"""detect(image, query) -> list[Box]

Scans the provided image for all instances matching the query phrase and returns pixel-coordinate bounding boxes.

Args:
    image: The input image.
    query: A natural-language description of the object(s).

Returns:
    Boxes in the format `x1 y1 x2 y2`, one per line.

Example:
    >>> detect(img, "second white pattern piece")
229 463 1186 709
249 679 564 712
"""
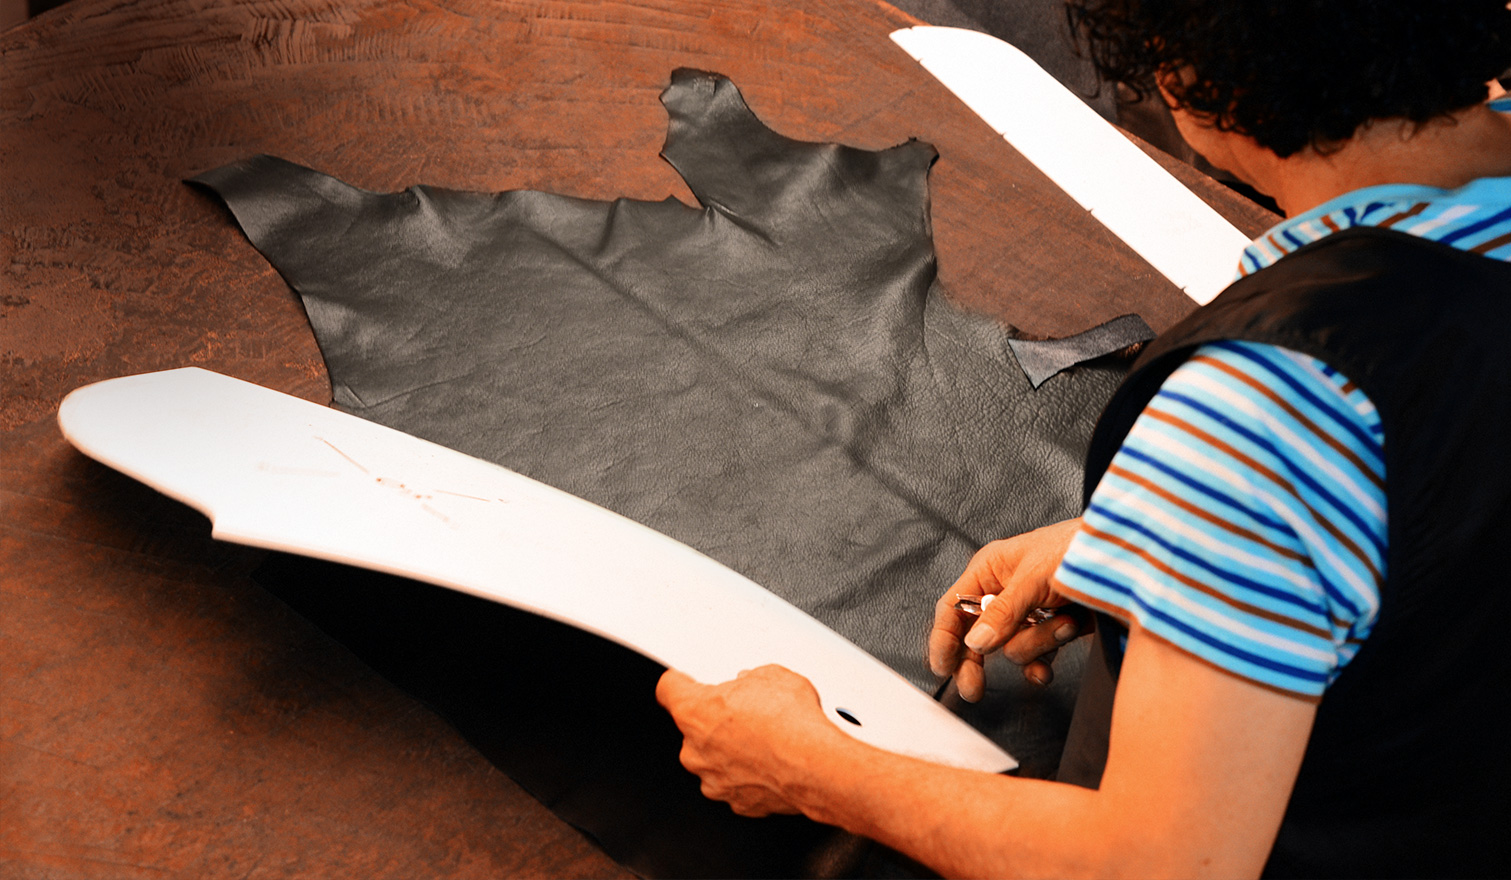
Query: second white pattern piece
892 26 1252 305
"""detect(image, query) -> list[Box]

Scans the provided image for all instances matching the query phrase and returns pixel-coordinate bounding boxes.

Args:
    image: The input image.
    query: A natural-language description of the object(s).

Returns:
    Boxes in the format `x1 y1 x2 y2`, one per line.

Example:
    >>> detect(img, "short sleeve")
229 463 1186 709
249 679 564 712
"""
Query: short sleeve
1054 340 1386 696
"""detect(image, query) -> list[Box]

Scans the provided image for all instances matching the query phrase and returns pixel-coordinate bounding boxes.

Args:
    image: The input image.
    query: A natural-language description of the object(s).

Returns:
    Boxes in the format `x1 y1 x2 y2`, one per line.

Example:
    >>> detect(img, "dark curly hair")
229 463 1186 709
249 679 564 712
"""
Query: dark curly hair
1066 0 1511 157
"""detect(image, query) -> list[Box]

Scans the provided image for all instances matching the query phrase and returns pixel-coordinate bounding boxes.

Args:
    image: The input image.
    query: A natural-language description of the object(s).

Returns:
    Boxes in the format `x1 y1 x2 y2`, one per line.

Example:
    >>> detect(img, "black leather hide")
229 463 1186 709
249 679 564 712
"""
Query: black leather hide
194 69 1146 877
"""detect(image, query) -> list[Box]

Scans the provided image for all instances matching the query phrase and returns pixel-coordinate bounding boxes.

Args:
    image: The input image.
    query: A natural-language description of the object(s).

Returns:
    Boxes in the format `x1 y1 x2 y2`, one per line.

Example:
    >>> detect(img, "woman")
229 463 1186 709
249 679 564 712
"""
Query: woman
658 3 1511 876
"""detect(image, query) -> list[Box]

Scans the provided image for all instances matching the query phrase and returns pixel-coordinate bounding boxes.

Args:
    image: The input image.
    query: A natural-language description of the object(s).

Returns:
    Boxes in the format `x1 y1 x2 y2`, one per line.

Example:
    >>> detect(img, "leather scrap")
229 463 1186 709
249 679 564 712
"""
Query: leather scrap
1009 313 1155 387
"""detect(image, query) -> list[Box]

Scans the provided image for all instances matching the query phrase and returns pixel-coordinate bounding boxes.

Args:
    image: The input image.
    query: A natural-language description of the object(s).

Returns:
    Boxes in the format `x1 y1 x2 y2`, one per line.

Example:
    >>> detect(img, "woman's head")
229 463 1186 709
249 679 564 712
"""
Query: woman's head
1066 1 1511 156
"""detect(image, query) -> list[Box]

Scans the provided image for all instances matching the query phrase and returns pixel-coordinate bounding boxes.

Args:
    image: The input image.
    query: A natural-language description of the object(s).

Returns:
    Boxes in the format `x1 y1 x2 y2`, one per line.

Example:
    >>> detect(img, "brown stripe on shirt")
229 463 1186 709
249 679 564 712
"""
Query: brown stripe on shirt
1189 354 1385 491
1471 229 1511 254
1052 577 1132 626
1078 522 1333 639
1375 202 1430 228
1141 408 1385 585
1052 580 1327 701
1107 462 1310 564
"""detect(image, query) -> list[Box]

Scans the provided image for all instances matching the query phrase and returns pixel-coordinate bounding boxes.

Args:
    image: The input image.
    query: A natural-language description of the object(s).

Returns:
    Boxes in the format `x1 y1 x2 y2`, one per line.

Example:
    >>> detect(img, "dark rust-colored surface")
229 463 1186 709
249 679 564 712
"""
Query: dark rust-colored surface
0 0 1275 876
0 418 633 878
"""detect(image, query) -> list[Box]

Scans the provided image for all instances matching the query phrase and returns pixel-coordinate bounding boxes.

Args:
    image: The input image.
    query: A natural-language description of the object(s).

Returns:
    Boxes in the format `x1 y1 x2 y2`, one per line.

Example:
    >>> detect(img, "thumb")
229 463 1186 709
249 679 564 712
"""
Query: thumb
963 592 1032 655
656 667 704 710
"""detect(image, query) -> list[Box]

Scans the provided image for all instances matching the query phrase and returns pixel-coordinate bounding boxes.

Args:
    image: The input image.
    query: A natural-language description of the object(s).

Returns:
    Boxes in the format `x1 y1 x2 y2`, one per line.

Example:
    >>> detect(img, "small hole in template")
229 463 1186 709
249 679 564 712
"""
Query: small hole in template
835 708 862 726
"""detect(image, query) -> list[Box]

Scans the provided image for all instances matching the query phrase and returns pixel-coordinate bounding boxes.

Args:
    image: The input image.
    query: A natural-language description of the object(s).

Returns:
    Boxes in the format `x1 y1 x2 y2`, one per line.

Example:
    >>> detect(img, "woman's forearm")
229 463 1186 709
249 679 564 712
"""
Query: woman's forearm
783 731 1115 879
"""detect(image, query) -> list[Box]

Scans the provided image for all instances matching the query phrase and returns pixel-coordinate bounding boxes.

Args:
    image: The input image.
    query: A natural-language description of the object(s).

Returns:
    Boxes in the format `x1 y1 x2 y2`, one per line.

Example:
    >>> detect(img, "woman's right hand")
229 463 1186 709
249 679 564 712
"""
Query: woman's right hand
928 517 1088 701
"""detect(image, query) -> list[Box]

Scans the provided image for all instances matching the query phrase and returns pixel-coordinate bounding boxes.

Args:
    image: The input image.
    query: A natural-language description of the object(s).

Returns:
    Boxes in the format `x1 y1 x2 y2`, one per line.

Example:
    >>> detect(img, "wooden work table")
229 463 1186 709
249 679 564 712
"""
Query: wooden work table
0 1 1275 876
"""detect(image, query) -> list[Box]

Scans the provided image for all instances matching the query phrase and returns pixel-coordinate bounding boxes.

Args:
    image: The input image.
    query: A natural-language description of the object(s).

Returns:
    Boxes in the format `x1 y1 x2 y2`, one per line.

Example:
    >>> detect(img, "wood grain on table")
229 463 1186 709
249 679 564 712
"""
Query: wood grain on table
0 1 1273 876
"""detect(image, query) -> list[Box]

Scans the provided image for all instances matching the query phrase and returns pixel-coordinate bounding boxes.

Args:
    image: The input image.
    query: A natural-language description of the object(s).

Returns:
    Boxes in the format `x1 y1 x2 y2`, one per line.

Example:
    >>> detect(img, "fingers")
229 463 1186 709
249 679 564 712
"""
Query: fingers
954 649 987 702
659 665 815 817
929 537 1025 675
1022 657 1055 687
930 519 1083 673
963 610 1078 692
932 563 987 642
957 606 1091 691
1001 610 1083 666
928 623 966 678
961 585 1038 656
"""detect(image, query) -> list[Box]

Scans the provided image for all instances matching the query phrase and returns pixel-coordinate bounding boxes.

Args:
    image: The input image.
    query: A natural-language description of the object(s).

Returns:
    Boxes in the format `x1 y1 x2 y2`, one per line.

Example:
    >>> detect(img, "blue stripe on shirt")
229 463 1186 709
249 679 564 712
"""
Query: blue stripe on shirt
1439 203 1511 245
1088 504 1330 617
1118 445 1292 534
1206 340 1382 461
1157 389 1384 555
1059 559 1331 684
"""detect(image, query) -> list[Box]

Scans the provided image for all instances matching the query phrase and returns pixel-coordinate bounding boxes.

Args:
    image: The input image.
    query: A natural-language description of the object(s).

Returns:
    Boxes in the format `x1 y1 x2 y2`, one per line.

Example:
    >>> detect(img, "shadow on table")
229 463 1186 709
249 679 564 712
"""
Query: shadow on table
255 552 1082 878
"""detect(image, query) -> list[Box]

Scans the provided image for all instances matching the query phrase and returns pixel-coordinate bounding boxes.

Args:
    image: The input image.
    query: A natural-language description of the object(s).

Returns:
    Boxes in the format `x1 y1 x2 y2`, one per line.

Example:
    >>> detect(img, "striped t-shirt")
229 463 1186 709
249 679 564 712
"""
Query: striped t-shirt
1053 98 1511 697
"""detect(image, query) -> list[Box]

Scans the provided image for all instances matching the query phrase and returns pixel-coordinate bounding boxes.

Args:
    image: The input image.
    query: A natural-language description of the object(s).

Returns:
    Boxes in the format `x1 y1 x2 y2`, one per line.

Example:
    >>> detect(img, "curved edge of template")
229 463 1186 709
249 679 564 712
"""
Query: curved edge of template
58 368 1017 774
890 25 1251 305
